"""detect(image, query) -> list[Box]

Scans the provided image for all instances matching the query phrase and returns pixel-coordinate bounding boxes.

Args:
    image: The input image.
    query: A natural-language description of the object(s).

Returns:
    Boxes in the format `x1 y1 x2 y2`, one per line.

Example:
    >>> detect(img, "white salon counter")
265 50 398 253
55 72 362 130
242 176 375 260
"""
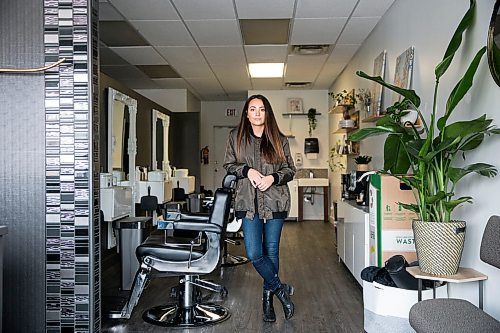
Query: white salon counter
337 200 370 286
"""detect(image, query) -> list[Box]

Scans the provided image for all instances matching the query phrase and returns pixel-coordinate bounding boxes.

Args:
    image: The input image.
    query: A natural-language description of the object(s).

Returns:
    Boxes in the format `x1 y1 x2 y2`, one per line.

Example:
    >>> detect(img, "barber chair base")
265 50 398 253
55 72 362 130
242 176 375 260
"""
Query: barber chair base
143 303 230 327
221 254 250 267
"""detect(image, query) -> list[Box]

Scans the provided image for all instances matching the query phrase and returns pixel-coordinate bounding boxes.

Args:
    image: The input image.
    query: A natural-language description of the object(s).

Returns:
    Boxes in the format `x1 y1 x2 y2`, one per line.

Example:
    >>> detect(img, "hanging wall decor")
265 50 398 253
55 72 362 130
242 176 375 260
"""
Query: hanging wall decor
392 46 415 105
371 50 387 115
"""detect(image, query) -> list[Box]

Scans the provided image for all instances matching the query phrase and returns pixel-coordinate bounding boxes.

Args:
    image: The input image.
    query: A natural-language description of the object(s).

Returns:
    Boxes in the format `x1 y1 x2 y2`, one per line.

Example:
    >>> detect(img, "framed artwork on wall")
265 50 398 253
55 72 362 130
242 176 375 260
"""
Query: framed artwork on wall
371 50 387 115
392 46 415 105
287 97 303 113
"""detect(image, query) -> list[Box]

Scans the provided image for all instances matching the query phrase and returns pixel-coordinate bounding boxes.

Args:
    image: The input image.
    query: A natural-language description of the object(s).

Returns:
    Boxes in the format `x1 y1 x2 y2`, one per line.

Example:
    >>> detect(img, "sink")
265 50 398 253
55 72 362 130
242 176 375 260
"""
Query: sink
296 178 329 187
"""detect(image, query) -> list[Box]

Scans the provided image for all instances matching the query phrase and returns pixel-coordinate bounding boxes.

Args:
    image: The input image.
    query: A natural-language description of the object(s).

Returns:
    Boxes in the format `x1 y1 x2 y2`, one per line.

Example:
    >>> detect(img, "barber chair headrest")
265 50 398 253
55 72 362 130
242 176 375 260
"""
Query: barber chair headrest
222 174 237 189
141 187 158 212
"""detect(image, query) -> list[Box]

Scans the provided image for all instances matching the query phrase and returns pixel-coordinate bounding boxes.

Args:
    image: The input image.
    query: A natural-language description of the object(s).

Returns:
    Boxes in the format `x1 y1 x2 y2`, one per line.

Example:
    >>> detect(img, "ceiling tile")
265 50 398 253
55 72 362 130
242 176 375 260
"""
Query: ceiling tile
251 78 283 90
184 19 242 46
291 18 347 45
100 65 158 84
295 0 356 18
337 17 379 44
110 46 168 65
186 78 225 94
108 0 179 20
200 46 246 64
170 63 214 78
152 78 191 89
99 2 123 21
285 54 329 82
99 47 129 65
314 63 345 88
136 65 180 78
100 21 149 46
235 0 295 19
130 20 195 46
244 45 288 62
327 44 361 64
354 0 396 17
157 46 206 64
172 0 236 19
240 19 290 45
211 64 249 79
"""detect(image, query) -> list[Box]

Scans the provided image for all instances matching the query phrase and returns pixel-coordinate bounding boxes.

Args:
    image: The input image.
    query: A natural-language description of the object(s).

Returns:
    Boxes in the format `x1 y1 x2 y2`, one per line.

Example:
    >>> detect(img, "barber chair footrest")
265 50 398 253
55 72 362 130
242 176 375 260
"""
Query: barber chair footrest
143 303 230 327
222 254 250 267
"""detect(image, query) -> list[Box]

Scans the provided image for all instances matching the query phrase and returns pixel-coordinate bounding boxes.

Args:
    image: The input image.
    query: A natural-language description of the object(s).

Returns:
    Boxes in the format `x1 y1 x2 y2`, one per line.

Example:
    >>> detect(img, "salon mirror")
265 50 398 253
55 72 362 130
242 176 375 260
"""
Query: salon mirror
488 0 500 86
107 87 138 214
151 109 171 176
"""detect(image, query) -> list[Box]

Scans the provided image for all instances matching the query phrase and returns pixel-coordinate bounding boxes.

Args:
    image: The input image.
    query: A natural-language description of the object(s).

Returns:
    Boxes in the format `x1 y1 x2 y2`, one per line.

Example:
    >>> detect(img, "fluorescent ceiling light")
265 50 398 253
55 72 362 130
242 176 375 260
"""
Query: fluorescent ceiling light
249 63 284 78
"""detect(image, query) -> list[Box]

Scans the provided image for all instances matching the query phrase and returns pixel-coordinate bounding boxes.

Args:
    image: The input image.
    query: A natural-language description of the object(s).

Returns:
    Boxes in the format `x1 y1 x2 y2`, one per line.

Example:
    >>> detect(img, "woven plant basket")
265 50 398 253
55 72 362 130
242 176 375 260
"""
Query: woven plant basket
412 220 466 276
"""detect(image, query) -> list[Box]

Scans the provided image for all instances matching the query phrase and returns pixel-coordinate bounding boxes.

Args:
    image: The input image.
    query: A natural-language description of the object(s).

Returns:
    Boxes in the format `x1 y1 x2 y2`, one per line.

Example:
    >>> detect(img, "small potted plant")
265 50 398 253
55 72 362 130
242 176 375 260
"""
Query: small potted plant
354 155 372 171
307 108 317 137
349 0 500 276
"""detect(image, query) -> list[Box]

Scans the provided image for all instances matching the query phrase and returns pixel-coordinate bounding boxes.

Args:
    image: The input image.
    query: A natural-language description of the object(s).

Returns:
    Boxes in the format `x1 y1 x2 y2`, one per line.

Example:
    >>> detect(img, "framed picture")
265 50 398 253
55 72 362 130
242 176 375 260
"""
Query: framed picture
287 98 303 113
392 46 415 104
371 50 387 115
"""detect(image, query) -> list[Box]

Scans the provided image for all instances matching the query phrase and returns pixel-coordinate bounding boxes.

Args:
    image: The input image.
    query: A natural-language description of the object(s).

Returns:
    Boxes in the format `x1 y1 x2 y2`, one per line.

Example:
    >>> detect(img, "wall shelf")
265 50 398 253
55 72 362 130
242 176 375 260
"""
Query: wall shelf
362 114 385 123
330 105 355 114
283 112 322 116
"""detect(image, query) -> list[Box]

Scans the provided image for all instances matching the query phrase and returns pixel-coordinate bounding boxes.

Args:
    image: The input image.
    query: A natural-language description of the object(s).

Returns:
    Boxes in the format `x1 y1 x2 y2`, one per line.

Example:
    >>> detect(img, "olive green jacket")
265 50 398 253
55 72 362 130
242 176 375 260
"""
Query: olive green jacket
223 128 296 220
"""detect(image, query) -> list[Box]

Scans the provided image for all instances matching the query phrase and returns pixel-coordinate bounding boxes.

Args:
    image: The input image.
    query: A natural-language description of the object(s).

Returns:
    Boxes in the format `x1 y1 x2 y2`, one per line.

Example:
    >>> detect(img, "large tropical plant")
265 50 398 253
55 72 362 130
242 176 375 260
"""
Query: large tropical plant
349 0 500 223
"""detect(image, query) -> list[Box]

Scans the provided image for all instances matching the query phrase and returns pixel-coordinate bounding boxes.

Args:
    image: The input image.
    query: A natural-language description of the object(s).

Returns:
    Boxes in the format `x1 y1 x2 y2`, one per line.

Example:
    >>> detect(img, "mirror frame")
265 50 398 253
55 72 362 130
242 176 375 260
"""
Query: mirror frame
107 87 138 215
152 109 171 176
488 0 500 86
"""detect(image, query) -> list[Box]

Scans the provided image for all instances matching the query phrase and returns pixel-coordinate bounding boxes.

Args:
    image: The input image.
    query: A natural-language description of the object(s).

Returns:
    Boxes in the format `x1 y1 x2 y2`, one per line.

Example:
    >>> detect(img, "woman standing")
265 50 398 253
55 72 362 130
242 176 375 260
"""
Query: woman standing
223 95 296 322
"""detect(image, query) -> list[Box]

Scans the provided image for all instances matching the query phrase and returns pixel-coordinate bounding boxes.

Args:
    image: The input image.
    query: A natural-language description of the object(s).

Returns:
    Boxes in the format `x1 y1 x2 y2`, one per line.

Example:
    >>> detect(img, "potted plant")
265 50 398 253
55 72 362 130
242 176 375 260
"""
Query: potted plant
354 155 372 172
307 108 318 137
328 148 346 172
329 89 356 107
356 88 372 115
349 0 500 276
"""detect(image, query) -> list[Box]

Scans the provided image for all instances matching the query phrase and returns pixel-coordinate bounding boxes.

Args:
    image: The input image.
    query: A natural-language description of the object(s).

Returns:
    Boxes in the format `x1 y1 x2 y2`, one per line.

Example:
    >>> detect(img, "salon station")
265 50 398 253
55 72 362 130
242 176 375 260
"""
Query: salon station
2 0 500 332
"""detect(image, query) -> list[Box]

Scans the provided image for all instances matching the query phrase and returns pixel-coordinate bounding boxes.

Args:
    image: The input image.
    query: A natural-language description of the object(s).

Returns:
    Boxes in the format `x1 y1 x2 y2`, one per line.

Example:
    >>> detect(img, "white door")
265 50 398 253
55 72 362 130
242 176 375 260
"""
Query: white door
213 126 235 191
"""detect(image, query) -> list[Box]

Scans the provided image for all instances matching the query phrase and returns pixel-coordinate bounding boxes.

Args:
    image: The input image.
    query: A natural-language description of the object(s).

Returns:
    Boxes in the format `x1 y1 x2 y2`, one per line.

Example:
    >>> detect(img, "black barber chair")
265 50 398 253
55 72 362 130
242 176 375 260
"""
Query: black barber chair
112 174 236 328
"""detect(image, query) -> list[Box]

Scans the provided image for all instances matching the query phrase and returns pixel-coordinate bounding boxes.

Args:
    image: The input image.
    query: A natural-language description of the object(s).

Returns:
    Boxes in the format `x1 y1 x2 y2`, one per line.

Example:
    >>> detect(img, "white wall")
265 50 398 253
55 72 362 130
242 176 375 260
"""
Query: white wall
134 88 201 113
200 100 245 191
248 90 330 169
331 0 500 318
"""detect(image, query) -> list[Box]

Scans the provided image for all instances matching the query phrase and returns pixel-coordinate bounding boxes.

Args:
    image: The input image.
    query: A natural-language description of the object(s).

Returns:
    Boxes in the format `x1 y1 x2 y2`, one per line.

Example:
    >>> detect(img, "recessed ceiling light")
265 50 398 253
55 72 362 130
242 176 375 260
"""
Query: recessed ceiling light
249 63 284 78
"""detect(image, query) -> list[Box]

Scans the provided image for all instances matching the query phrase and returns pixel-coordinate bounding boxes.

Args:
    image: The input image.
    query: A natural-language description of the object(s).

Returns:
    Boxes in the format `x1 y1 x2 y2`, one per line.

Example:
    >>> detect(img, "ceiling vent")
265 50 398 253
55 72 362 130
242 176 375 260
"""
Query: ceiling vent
290 44 330 56
285 82 312 88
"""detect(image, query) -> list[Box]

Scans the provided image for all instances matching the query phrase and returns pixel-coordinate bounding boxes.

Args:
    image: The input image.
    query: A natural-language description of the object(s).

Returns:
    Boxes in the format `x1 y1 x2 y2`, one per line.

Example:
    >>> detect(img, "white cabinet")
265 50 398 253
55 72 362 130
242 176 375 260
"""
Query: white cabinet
288 179 298 219
100 186 132 222
337 200 370 286
137 180 173 204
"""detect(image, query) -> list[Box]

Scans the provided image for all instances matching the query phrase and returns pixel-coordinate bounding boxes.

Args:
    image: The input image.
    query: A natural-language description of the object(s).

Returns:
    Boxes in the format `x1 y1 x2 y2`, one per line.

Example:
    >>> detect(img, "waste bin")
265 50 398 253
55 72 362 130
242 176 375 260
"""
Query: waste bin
187 193 204 213
113 217 152 290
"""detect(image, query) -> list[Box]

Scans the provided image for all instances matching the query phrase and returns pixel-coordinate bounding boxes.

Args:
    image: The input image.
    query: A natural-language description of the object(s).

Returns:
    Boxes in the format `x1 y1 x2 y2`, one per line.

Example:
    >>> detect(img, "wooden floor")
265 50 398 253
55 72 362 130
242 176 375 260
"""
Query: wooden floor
101 220 364 332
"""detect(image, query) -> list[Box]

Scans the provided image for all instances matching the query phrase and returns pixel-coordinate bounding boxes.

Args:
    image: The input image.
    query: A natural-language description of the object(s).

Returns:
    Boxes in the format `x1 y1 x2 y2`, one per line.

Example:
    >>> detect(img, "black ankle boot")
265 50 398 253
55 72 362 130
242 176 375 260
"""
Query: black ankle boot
262 289 276 322
274 285 294 320
282 283 294 296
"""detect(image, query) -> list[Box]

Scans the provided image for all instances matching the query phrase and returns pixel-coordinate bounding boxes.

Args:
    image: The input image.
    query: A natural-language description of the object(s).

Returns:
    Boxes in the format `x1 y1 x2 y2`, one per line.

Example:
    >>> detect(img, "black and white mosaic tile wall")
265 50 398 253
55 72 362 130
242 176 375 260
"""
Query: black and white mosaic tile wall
44 0 99 331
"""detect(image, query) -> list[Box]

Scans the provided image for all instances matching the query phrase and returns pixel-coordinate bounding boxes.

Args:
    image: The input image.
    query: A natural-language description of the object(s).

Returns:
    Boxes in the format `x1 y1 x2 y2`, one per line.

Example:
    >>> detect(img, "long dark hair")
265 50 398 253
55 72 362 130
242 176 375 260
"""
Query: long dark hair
236 95 285 164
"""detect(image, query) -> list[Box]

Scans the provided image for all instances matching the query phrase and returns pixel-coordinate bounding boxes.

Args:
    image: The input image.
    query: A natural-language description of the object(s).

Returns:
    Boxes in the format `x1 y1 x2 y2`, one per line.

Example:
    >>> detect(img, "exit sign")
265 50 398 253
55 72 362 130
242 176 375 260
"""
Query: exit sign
226 108 237 117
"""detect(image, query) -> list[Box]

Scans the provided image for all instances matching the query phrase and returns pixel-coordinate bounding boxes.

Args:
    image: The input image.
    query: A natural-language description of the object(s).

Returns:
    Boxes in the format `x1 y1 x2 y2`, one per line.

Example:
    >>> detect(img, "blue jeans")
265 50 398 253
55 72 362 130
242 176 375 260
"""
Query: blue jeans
242 214 284 291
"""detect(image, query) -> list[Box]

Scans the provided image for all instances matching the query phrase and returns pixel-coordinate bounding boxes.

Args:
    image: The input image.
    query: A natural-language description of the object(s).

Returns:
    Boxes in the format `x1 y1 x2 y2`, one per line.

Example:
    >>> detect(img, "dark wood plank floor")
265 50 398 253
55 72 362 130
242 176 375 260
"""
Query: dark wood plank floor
101 220 364 332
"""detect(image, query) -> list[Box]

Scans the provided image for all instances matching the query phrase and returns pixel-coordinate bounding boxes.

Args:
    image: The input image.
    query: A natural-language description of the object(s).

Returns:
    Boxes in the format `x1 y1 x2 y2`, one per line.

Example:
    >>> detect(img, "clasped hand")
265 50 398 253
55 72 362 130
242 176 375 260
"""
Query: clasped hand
248 168 273 192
